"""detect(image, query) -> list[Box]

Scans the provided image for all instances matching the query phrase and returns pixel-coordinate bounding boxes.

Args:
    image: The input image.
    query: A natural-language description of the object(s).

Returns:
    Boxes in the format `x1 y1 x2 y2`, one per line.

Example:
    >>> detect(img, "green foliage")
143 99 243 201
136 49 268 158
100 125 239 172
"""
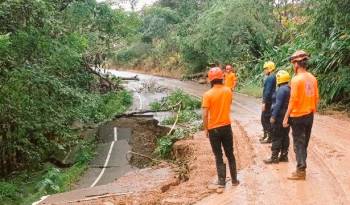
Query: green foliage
151 90 202 159
181 0 278 70
155 128 190 158
141 6 180 41
162 110 200 125
0 138 96 205
0 181 18 201
0 0 135 176
150 89 201 111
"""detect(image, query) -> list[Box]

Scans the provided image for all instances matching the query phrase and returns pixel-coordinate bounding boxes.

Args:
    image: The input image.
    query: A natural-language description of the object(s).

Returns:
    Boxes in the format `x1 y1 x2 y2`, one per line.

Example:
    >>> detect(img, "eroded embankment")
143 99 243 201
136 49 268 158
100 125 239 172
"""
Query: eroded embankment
79 120 255 205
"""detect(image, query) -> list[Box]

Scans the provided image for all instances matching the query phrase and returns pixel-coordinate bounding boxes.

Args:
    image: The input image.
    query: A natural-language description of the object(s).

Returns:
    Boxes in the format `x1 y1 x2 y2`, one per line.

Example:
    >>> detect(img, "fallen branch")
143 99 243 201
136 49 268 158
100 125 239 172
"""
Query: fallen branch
166 103 181 136
83 61 119 90
119 75 139 81
113 109 170 119
113 101 182 119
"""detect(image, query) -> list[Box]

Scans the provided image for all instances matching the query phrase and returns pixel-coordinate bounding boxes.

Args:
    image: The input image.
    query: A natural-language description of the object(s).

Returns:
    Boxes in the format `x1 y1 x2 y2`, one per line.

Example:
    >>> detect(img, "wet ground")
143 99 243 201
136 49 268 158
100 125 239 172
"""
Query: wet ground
39 70 350 205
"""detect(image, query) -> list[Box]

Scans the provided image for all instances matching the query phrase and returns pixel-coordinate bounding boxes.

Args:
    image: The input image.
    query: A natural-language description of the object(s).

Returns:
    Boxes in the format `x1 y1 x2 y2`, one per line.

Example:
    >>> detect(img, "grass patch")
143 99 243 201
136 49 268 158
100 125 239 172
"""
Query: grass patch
238 83 262 98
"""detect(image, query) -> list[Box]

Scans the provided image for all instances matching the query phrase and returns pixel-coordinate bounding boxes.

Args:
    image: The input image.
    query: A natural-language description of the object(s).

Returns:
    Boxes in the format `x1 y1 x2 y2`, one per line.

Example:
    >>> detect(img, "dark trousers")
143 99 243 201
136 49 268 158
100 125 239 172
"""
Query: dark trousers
208 125 237 181
261 102 272 134
290 113 314 171
271 122 290 153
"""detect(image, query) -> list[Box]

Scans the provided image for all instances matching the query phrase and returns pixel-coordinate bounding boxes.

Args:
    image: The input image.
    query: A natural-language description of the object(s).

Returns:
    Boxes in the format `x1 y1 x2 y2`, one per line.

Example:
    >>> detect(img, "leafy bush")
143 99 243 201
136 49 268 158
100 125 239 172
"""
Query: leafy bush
150 89 201 111
0 0 135 176
151 89 202 159
162 110 200 125
0 182 18 201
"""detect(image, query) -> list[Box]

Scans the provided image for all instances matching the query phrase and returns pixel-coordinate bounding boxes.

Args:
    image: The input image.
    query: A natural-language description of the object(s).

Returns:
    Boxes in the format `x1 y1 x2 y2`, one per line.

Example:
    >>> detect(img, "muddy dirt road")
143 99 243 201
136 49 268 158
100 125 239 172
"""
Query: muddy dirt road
114 71 350 205
41 70 350 205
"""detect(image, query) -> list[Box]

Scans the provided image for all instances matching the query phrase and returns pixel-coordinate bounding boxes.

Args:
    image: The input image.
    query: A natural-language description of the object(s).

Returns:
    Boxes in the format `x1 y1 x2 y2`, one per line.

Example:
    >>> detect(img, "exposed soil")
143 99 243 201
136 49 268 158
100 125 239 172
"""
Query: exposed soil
108 117 170 168
55 121 252 205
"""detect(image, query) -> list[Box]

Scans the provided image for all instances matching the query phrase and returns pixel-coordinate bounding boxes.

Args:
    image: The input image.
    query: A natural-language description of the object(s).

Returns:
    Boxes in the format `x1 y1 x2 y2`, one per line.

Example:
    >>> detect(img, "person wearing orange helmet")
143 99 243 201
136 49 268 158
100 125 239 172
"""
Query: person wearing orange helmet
224 64 238 91
202 67 239 192
283 50 319 180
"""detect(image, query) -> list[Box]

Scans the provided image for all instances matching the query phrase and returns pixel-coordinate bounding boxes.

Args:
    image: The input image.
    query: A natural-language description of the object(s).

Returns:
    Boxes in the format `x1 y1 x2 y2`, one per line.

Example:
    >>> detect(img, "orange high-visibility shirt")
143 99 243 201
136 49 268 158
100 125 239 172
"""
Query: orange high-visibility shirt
289 72 319 117
202 84 232 130
224 72 237 90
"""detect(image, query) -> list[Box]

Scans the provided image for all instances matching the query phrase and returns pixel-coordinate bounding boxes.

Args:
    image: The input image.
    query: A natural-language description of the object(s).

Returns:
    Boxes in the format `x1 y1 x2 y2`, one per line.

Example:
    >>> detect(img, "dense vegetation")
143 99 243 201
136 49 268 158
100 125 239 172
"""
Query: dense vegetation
0 0 137 182
115 0 350 109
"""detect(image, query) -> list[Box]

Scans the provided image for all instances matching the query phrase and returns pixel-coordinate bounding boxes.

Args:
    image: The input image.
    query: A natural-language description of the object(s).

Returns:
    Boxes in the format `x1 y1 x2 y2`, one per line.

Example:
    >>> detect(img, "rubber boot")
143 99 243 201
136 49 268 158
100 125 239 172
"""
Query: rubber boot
260 132 272 144
218 164 226 185
216 163 226 193
279 151 288 162
259 131 268 143
263 150 279 164
287 170 306 180
228 162 239 186
208 164 226 192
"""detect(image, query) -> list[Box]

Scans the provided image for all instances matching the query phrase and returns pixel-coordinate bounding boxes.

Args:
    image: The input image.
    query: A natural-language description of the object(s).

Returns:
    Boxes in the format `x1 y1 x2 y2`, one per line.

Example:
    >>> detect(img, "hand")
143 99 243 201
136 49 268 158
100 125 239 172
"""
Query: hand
283 118 289 128
270 117 276 124
262 103 266 112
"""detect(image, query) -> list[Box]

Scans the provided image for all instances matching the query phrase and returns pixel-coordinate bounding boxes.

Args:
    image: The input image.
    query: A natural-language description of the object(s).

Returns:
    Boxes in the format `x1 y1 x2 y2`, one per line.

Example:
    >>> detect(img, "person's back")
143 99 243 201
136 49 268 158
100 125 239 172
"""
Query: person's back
202 67 239 191
263 74 277 104
272 84 291 122
289 72 319 117
203 84 232 130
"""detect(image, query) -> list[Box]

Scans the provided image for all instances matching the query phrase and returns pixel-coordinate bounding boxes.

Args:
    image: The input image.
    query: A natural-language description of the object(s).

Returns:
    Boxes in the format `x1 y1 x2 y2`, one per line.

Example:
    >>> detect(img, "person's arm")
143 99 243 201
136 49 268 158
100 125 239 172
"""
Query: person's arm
263 77 272 103
233 74 237 90
202 94 210 137
262 76 273 111
315 78 319 111
271 89 284 123
202 108 209 137
283 80 298 127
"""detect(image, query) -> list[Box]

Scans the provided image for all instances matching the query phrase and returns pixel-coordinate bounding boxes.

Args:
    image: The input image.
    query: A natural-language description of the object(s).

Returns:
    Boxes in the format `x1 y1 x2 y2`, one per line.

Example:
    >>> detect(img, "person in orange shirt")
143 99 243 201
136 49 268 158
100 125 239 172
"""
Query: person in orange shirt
283 50 319 180
224 64 237 91
202 67 240 192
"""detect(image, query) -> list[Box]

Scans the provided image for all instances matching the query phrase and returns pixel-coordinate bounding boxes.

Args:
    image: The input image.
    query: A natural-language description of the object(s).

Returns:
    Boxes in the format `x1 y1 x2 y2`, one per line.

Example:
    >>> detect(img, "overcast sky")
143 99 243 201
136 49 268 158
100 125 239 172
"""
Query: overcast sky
97 0 157 11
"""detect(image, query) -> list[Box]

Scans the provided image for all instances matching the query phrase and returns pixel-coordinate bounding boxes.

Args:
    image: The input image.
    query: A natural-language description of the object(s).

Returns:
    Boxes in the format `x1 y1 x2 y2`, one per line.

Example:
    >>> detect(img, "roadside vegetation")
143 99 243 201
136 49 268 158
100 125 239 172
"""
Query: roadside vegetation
150 90 202 159
114 0 350 110
0 0 135 204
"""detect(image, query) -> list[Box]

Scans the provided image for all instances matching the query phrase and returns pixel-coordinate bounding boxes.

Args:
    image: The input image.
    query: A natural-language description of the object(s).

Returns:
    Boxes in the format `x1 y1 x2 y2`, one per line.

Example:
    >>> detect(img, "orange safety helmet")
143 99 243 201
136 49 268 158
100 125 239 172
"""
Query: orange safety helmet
208 67 224 82
290 50 310 63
